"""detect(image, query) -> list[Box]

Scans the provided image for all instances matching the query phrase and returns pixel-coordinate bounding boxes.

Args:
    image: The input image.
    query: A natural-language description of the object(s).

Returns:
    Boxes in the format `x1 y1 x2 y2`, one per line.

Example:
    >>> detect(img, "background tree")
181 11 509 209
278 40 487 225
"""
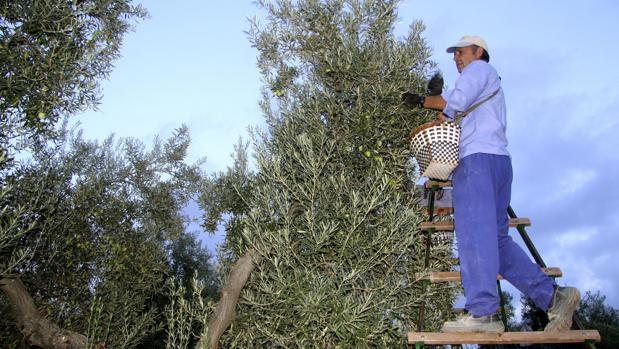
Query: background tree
1 2 150 344
1 1 223 347
521 295 549 332
500 290 517 329
201 0 457 347
0 0 147 162
138 231 220 349
0 126 217 348
576 291 619 349
168 231 219 300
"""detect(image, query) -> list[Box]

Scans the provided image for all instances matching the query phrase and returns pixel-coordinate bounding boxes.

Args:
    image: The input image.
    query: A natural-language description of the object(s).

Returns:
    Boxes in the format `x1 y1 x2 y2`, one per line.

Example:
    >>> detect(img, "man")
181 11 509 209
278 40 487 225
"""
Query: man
404 35 580 333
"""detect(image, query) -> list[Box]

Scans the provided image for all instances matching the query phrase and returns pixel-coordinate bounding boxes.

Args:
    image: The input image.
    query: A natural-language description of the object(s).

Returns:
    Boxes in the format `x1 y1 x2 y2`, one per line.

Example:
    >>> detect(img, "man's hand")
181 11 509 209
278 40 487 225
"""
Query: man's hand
427 72 444 96
437 111 449 122
402 72 443 109
402 92 424 108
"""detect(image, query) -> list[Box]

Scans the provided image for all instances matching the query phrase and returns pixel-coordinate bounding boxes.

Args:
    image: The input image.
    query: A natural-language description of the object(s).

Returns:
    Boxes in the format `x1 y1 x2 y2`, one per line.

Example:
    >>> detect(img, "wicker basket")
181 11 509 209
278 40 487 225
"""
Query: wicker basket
408 121 460 180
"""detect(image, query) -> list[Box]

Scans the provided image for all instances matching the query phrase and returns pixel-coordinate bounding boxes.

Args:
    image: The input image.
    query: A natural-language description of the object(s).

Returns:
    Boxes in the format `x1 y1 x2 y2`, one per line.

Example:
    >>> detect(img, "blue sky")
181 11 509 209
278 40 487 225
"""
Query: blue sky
73 1 619 310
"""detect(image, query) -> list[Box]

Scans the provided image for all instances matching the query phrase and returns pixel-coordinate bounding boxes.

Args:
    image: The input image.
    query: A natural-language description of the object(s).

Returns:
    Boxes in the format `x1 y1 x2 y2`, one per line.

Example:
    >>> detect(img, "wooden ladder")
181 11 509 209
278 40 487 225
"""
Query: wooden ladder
409 180 601 348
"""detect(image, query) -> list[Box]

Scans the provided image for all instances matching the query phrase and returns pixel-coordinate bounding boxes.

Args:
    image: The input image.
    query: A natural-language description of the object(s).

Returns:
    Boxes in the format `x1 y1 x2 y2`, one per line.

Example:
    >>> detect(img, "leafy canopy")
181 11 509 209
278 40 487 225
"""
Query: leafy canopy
0 0 147 160
201 1 456 347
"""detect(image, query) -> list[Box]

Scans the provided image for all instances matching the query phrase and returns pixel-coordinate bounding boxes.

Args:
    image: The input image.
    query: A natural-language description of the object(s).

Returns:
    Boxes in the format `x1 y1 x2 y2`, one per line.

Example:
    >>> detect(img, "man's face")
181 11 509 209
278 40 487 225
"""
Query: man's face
453 45 482 73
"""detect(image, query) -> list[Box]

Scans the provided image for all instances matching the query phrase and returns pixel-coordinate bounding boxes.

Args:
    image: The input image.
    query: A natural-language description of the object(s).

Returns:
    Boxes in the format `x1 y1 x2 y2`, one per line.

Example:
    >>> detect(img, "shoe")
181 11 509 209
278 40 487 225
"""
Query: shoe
545 286 580 332
441 313 504 333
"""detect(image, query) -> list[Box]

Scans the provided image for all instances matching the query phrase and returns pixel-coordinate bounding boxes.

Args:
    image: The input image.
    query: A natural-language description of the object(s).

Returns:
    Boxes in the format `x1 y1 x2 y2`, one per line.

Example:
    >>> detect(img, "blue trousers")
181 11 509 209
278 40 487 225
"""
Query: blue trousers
452 153 555 316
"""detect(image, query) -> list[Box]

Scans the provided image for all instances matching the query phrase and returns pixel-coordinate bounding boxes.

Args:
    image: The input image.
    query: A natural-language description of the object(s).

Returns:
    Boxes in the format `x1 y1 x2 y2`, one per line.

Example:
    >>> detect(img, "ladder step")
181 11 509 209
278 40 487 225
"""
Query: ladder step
424 267 562 282
425 180 452 188
420 218 531 231
408 329 600 345
424 207 454 216
451 307 513 315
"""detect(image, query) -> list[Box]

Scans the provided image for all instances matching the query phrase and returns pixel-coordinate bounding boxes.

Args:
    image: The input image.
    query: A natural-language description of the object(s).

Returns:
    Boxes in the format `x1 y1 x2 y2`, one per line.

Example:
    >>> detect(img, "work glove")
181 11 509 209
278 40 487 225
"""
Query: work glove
402 72 443 108
402 92 424 108
427 72 444 96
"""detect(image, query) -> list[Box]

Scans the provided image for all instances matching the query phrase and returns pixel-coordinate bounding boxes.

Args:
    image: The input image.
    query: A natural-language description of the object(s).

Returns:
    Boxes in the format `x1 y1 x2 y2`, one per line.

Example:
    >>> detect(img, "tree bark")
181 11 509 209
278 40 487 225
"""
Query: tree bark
0 276 90 349
205 249 260 349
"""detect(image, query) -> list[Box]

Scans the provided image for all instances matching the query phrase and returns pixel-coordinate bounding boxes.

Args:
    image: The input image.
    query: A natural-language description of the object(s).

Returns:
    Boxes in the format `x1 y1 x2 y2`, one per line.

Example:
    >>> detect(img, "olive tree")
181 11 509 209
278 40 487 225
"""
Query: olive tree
0 0 147 160
0 126 211 348
201 1 456 347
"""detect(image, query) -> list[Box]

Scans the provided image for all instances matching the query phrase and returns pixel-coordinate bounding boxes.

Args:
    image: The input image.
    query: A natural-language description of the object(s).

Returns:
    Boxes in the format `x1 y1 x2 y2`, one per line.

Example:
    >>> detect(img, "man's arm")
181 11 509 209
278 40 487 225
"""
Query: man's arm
402 72 446 110
422 95 447 111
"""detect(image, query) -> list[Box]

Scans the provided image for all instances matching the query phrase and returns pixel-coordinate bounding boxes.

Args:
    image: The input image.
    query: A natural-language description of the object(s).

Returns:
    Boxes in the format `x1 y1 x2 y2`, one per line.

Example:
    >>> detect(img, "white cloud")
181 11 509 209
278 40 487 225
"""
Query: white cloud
543 169 597 204
544 228 610 296
555 228 597 248
558 90 619 139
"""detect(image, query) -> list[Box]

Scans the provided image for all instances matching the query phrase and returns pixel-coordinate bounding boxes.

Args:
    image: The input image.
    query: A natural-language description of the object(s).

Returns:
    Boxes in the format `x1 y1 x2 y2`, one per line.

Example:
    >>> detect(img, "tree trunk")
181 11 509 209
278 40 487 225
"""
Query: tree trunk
204 249 260 349
0 276 91 349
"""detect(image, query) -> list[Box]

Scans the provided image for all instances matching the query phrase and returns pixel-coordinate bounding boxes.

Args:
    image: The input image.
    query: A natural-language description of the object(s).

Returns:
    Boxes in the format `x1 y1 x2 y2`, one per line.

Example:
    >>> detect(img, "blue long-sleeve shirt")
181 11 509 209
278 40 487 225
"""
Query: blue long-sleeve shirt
442 60 509 159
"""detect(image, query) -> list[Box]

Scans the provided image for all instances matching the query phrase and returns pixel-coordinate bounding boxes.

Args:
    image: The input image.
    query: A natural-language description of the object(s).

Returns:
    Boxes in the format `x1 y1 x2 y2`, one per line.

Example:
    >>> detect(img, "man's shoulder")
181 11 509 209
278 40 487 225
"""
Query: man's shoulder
466 59 494 71
464 60 498 77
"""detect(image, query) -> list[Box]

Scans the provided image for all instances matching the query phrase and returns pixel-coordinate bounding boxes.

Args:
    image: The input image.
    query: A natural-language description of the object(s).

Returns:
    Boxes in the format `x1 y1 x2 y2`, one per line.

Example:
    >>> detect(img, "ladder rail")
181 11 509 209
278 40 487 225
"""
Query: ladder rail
507 206 547 268
508 205 590 341
417 184 439 332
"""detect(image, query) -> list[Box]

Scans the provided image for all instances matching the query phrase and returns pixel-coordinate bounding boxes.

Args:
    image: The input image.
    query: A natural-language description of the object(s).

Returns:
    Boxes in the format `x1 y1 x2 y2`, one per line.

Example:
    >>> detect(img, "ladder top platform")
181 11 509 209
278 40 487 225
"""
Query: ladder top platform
423 267 562 283
408 329 600 345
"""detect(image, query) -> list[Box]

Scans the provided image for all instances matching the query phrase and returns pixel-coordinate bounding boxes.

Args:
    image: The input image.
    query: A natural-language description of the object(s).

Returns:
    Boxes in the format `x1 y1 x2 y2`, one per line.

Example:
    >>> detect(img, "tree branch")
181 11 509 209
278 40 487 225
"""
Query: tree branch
205 249 260 349
0 276 92 349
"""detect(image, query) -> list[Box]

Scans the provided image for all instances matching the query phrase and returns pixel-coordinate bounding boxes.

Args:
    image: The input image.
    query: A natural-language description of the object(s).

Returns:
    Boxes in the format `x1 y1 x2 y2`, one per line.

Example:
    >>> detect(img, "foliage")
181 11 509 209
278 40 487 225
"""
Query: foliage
500 290 517 329
0 186 37 276
0 0 147 160
0 126 213 347
1 4 151 342
520 294 550 332
164 275 214 349
199 140 255 267
169 230 219 297
577 291 619 349
201 0 456 347
135 230 219 349
0 1 223 347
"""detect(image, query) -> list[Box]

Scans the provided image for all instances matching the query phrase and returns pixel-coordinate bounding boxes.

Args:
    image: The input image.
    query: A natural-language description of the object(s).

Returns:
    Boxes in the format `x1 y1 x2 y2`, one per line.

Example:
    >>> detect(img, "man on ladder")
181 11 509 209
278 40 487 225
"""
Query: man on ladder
403 35 580 333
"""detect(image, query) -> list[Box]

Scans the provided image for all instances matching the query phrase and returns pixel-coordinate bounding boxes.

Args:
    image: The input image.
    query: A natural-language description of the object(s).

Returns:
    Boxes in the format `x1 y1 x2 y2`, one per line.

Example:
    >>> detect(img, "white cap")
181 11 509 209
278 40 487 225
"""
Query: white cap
446 35 489 53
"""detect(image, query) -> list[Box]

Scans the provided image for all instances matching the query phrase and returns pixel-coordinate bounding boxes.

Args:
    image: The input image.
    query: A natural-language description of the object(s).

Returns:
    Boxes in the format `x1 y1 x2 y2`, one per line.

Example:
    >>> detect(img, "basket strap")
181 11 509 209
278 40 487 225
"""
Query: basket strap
454 88 500 125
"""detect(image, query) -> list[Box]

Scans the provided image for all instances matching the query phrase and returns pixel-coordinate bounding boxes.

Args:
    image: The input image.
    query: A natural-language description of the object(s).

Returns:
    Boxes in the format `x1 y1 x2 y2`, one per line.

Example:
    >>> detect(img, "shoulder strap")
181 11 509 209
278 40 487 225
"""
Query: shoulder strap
455 88 500 125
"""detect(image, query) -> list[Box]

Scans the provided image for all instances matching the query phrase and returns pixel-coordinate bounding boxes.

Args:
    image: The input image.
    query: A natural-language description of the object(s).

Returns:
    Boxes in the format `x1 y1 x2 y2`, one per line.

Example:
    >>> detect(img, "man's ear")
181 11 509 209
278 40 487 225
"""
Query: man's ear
474 46 484 59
